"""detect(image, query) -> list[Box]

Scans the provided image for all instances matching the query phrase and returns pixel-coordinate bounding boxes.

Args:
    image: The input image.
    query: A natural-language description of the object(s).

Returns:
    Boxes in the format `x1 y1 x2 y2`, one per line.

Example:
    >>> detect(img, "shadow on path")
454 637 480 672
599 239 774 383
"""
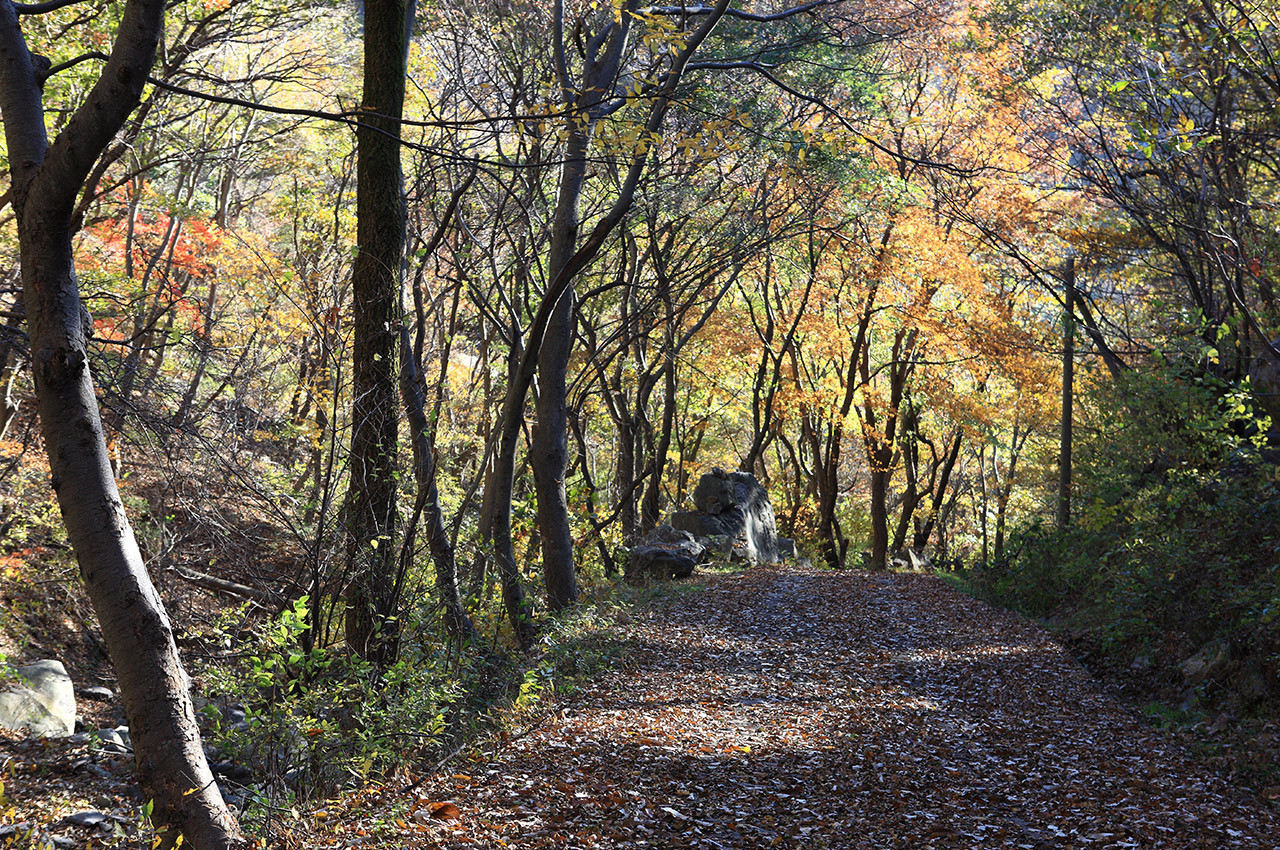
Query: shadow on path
426 566 1280 849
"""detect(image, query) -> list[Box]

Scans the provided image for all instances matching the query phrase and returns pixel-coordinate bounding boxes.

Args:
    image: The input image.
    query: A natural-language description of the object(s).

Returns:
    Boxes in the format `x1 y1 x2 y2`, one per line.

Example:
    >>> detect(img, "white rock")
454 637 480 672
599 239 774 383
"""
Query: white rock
0 660 76 738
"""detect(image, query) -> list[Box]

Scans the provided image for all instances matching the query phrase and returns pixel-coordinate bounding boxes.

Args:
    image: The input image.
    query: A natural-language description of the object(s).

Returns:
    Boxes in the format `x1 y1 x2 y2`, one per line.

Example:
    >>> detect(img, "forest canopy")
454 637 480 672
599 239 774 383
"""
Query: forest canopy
1 0 1278 845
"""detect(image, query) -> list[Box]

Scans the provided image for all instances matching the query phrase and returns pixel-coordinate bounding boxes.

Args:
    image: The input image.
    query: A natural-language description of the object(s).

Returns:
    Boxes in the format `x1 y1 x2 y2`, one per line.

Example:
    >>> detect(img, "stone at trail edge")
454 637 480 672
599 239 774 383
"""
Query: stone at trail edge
0 659 76 738
692 468 738 515
76 686 114 703
95 725 132 754
671 468 782 564
626 525 706 584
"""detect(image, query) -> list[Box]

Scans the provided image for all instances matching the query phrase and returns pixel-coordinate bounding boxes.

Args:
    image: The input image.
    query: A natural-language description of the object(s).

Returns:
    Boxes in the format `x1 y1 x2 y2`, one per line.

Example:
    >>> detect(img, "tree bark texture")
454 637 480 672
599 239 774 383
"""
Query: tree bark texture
0 1 241 847
345 0 409 664
530 122 585 609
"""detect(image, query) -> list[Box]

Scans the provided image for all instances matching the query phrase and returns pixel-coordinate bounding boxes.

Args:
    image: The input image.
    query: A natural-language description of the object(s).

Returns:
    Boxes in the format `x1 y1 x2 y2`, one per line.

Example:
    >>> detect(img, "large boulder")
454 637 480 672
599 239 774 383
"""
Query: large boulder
625 526 706 584
891 547 932 572
692 471 738 515
671 468 782 564
0 659 76 738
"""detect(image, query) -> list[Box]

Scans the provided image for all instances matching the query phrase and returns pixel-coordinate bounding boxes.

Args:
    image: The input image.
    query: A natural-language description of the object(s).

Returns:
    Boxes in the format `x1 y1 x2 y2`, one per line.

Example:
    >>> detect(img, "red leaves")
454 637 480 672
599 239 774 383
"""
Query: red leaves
428 802 461 822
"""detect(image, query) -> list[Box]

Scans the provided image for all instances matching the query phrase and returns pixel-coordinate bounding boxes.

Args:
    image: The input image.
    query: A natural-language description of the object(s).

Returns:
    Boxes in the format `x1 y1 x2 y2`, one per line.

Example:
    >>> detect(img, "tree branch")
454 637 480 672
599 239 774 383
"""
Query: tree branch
645 0 838 23
13 0 89 14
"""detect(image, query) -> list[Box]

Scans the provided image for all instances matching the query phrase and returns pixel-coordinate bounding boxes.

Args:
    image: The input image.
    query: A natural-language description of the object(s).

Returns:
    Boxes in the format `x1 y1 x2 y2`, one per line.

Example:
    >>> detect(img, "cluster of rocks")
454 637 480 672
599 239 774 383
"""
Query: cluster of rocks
626 468 797 584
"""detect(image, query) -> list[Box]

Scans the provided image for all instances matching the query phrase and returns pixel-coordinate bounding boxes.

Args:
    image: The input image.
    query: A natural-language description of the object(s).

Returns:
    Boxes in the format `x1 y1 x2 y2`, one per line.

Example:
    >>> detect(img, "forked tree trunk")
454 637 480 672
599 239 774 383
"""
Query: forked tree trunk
0 1 240 847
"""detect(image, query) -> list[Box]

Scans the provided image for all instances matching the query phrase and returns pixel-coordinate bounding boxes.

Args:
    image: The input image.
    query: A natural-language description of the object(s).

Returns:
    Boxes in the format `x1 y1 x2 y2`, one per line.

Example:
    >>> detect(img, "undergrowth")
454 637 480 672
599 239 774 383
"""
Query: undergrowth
948 363 1280 792
956 365 1280 712
192 554 734 844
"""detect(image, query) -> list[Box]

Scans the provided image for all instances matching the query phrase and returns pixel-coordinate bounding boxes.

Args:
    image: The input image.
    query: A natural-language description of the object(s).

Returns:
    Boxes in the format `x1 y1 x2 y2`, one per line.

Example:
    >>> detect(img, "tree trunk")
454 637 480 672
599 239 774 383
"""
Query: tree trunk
486 0 730 633
345 0 410 665
0 0 240 846
640 326 677 534
530 83 590 611
912 430 962 552
399 327 477 642
1058 255 1075 530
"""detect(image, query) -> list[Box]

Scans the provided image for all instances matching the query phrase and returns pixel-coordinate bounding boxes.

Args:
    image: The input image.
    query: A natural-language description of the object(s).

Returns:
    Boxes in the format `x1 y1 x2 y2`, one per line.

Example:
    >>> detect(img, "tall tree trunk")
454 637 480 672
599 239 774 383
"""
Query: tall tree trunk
345 0 410 665
1058 255 1075 530
530 268 579 609
399 327 477 641
0 0 240 846
912 430 962 552
640 317 677 534
530 52 592 610
486 0 730 634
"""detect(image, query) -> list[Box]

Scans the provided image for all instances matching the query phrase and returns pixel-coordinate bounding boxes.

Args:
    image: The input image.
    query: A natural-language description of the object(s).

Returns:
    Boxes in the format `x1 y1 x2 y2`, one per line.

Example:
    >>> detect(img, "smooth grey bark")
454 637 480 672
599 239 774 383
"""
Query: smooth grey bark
0 0 240 847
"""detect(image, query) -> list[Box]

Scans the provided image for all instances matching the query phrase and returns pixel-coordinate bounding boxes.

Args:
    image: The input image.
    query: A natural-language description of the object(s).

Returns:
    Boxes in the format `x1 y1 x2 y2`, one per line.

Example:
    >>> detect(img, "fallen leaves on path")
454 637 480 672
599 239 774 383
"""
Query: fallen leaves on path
383 566 1279 849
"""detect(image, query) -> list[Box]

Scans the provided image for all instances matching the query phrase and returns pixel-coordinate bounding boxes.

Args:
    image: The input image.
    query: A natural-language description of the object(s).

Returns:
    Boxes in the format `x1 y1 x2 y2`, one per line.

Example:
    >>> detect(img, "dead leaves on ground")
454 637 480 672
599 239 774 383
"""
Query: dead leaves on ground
301 566 1280 848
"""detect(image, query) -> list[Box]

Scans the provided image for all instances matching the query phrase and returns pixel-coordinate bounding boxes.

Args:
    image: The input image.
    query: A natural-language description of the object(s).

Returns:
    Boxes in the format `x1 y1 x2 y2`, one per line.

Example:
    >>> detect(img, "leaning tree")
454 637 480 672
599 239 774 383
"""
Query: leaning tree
0 0 240 846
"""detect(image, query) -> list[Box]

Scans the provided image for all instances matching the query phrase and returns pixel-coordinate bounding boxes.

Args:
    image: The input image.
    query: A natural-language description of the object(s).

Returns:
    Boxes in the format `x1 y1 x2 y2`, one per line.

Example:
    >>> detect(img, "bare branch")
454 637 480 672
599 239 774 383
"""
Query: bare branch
40 49 107 79
13 0 90 14
645 0 839 23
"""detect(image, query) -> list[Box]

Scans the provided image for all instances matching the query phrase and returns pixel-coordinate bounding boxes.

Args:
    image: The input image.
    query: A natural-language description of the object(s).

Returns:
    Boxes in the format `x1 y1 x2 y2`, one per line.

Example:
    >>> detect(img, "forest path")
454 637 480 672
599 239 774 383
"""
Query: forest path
420 565 1279 849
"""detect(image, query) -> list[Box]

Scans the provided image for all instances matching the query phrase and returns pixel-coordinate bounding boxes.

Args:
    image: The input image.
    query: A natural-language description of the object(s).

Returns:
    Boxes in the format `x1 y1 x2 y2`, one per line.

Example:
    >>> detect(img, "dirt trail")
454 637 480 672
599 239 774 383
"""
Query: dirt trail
424 565 1280 848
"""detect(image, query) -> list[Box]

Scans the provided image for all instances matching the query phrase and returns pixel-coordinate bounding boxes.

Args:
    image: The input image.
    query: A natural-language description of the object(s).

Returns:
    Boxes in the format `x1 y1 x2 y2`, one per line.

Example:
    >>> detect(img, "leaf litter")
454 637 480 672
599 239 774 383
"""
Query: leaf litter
385 565 1279 849
17 564 1275 848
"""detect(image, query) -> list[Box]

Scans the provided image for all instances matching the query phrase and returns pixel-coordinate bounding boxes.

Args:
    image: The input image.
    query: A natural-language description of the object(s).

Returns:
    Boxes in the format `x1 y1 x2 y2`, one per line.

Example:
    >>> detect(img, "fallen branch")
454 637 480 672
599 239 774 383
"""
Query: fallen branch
170 565 274 604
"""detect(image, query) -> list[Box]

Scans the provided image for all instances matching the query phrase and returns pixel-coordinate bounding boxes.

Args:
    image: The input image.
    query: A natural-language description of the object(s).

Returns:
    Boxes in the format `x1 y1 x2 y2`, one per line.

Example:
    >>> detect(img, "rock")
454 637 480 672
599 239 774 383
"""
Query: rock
692 467 739 514
626 545 700 584
703 534 734 557
95 726 132 754
672 469 780 564
64 811 108 828
641 524 705 553
76 686 114 703
211 760 254 783
1181 639 1231 685
0 660 76 738
625 525 708 584
778 538 796 560
891 548 931 571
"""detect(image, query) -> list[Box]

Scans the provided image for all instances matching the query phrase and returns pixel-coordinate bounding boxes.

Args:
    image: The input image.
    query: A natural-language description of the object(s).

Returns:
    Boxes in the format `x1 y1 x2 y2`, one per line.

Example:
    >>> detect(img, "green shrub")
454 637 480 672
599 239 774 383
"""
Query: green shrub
969 362 1280 710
